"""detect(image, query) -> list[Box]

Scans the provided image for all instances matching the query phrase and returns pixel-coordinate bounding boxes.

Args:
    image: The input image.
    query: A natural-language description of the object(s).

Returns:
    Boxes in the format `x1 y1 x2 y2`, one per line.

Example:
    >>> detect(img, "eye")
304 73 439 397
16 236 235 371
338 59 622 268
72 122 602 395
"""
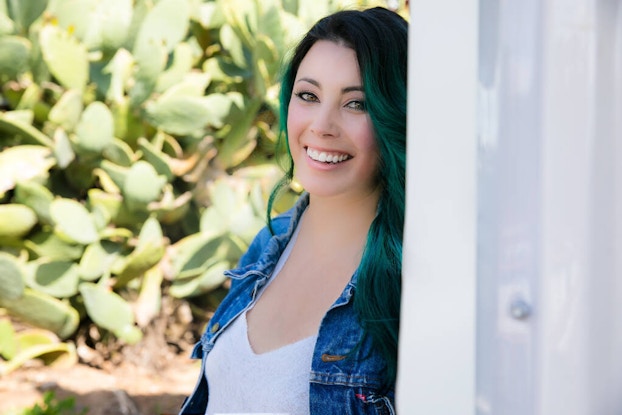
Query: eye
294 91 319 102
345 100 366 112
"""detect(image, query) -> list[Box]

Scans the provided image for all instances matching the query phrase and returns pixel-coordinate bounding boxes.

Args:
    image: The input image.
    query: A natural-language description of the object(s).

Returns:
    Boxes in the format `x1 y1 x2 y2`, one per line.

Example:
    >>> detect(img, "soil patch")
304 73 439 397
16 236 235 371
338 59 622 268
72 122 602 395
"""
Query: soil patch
0 355 200 415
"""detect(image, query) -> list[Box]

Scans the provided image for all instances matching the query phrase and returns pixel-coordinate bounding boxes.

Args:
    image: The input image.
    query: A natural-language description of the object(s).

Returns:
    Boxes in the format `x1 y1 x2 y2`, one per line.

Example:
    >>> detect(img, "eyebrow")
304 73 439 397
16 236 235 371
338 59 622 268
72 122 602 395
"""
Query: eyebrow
296 77 364 94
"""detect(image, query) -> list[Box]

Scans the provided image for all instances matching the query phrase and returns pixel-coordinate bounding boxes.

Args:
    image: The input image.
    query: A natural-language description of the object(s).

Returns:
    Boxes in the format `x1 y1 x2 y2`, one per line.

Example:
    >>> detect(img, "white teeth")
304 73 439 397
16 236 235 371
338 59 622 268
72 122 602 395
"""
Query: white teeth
306 148 349 164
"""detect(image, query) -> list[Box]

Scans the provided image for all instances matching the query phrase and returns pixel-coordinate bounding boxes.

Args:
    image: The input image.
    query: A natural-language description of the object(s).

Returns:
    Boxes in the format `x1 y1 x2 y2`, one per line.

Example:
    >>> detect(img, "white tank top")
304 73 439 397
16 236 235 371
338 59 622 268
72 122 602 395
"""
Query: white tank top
205 222 317 415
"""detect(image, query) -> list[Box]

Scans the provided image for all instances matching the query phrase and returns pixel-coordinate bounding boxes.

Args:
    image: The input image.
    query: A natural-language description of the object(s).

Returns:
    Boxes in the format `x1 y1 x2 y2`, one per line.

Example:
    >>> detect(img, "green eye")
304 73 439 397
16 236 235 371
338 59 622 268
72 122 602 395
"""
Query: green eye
295 91 319 102
346 100 366 111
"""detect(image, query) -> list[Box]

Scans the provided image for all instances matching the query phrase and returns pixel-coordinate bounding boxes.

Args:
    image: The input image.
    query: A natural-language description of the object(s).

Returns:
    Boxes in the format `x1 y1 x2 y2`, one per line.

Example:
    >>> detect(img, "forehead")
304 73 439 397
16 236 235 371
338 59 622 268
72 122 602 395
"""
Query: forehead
295 40 361 83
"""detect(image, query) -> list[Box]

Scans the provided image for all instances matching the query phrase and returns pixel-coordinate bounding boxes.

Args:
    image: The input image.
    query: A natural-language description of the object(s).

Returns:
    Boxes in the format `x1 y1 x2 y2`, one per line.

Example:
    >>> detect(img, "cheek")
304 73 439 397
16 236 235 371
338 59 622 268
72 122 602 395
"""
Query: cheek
286 104 304 144
356 118 378 153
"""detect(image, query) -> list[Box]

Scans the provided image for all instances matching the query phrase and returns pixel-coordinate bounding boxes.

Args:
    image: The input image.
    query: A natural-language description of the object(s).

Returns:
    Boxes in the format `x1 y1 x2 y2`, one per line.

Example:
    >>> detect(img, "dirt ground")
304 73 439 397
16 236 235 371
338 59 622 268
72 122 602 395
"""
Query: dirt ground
0 355 200 415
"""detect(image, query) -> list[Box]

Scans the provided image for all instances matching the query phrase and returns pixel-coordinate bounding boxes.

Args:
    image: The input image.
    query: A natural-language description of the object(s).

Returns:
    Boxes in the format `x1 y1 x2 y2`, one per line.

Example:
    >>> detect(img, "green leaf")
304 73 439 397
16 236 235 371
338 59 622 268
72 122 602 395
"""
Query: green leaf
122 161 166 207
194 1 226 30
74 101 115 154
202 56 249 83
87 0 133 51
132 0 190 56
0 253 25 301
296 0 331 30
0 319 17 360
79 282 142 344
0 3 15 36
219 0 257 48
45 0 98 41
24 260 80 298
169 260 228 298
137 137 174 182
16 329 56 349
98 160 129 190
216 97 262 168
0 204 38 239
104 49 134 104
145 93 233 135
39 24 89 91
0 36 31 81
0 113 54 148
134 266 163 327
48 89 84 132
150 189 192 225
6 0 48 33
220 24 246 68
0 145 55 195
52 127 76 169
130 0 190 105
0 339 77 376
112 217 164 286
155 43 197 92
0 288 80 339
103 138 135 167
88 188 146 228
169 233 223 279
50 198 99 245
14 181 54 224
24 230 85 261
200 177 265 243
79 241 121 281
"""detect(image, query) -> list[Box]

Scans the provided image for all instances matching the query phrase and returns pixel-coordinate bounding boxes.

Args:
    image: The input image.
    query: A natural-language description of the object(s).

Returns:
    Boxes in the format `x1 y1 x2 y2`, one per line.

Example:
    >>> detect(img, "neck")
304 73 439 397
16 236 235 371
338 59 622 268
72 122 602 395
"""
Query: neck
302 189 380 249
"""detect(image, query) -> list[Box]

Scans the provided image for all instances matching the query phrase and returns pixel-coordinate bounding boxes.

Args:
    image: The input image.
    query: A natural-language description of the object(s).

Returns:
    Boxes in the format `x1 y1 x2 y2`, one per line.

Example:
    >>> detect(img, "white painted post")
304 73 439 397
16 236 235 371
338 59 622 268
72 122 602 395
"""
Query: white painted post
397 1 478 413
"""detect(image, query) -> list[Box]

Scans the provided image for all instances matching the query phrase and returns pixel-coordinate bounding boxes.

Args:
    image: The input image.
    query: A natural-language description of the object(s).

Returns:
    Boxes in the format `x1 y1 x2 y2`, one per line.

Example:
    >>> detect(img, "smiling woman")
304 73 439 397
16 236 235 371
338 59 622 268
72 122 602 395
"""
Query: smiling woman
179 7 408 415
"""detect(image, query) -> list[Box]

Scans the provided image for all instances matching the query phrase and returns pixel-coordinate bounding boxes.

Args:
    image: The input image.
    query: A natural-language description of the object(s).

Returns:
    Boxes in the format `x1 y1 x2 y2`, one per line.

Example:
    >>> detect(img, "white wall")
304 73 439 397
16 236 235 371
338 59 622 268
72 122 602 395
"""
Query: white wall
398 1 622 414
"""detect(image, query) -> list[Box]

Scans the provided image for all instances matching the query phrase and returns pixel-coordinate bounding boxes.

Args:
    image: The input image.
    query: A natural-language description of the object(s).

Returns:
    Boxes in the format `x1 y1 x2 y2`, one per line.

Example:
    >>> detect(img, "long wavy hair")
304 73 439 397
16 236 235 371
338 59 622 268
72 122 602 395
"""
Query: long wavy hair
268 7 408 389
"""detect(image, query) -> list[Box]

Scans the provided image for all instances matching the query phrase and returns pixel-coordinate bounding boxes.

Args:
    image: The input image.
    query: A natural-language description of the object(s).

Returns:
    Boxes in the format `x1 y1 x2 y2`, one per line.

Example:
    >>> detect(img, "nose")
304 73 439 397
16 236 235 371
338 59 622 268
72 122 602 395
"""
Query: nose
309 105 339 138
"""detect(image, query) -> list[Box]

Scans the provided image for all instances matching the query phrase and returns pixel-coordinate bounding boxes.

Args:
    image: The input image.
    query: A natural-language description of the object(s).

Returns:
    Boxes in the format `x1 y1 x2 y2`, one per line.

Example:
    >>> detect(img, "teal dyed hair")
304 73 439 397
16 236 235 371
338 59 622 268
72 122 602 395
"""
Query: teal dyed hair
268 7 407 389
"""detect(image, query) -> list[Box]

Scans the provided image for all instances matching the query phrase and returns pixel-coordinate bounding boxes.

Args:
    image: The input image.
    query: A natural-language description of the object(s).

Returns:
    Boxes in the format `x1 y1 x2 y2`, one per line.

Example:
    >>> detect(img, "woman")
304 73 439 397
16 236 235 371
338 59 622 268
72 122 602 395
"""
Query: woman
179 7 407 415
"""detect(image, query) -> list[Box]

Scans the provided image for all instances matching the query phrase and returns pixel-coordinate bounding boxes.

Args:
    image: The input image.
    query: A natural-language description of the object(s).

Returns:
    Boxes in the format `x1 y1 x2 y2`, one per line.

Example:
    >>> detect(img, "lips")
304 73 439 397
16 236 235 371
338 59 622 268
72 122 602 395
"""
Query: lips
305 147 352 164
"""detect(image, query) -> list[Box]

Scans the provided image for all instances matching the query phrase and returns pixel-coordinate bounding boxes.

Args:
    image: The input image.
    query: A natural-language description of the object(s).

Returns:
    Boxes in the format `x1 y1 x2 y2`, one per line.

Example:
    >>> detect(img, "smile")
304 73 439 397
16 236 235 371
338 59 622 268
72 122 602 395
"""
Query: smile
306 147 351 164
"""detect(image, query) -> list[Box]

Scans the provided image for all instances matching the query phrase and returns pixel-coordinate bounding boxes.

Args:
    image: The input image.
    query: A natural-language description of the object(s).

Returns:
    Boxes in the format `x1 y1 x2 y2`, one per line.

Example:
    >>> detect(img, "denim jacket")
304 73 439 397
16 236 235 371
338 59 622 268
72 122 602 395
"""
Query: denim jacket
178 194 396 415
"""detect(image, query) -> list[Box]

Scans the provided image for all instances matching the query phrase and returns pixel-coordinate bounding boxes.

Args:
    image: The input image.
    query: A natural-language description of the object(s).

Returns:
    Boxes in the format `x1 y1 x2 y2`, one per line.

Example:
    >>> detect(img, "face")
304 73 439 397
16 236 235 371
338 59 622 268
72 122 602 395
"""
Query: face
287 40 380 202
